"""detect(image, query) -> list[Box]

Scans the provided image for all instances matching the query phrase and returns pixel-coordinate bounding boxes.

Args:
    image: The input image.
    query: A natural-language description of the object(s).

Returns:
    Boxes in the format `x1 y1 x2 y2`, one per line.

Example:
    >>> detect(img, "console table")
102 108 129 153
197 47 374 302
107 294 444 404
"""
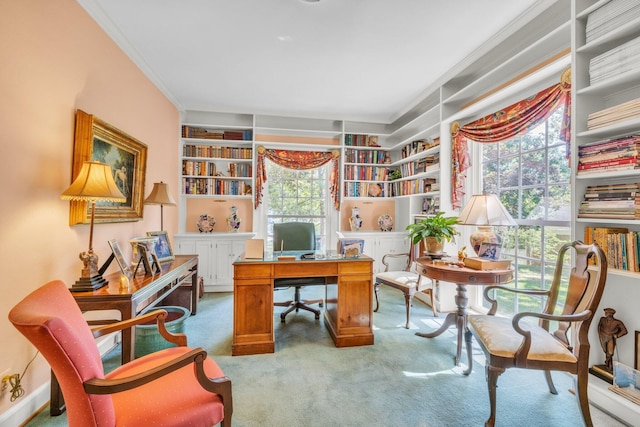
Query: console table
232 251 374 356
50 254 198 415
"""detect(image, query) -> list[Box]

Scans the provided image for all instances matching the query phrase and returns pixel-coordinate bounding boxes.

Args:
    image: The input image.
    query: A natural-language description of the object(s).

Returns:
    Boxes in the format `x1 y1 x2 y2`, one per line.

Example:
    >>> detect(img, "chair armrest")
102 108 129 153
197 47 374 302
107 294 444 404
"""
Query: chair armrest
83 348 231 396
482 285 550 315
91 309 187 347
381 253 411 272
510 309 593 365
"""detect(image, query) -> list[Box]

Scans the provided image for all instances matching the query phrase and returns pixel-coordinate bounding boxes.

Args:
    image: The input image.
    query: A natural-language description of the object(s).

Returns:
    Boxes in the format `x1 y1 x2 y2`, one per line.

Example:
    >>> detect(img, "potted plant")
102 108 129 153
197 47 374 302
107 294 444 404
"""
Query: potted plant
406 211 459 254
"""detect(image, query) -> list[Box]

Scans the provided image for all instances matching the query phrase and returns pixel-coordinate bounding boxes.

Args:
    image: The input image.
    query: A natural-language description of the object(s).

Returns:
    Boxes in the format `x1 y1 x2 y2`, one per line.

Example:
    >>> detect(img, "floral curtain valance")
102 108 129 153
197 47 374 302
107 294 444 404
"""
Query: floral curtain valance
451 67 572 209
254 146 341 210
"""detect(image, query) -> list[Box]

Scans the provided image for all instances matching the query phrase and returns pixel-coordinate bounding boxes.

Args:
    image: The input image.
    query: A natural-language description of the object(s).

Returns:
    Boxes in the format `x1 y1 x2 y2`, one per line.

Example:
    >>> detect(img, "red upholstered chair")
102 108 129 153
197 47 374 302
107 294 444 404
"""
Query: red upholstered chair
466 241 607 427
8 280 232 427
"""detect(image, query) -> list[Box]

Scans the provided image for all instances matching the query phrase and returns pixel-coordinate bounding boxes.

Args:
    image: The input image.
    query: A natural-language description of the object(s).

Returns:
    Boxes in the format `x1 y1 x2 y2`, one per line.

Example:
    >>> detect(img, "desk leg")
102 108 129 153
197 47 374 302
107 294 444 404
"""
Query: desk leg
416 284 469 369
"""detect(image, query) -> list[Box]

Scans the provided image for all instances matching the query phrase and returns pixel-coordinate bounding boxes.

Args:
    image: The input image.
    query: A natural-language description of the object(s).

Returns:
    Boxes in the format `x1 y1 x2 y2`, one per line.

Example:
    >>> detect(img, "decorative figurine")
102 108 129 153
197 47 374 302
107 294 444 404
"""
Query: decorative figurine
598 307 628 372
349 207 362 231
227 205 241 232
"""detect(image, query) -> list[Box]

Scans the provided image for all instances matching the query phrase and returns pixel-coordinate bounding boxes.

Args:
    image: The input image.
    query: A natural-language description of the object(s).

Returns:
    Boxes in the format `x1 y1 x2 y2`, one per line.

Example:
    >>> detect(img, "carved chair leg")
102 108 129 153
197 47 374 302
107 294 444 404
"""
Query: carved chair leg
373 282 380 312
485 364 504 427
543 370 558 395
574 371 594 427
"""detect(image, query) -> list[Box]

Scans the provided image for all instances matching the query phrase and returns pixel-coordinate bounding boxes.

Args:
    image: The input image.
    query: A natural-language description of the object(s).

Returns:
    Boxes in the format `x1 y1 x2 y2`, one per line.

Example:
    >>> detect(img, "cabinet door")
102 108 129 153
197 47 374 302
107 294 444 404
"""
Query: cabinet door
195 241 213 287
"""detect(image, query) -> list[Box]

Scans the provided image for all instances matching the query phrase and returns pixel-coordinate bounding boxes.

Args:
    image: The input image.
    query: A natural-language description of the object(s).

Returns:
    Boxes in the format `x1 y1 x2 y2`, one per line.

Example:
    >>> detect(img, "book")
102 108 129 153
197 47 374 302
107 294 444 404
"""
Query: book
463 257 511 270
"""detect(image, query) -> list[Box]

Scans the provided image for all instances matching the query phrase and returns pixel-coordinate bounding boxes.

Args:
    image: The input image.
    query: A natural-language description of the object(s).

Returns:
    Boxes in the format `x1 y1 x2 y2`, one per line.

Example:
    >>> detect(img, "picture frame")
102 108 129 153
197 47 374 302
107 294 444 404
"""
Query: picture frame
146 230 175 263
107 239 131 278
478 242 501 260
68 109 147 225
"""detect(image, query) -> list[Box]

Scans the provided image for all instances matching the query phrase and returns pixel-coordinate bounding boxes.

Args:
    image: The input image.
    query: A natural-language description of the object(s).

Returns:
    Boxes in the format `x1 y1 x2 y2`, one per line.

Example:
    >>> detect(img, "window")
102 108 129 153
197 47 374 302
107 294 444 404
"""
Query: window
480 108 571 316
265 160 330 251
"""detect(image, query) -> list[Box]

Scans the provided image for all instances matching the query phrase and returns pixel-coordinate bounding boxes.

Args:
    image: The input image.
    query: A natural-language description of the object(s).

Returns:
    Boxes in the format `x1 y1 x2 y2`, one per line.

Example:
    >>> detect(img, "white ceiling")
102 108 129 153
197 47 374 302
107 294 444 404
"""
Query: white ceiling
81 0 546 124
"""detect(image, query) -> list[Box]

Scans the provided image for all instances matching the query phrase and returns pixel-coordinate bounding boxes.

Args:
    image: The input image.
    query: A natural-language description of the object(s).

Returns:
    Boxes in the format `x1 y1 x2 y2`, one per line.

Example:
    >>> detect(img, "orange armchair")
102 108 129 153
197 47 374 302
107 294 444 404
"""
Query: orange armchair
9 280 232 426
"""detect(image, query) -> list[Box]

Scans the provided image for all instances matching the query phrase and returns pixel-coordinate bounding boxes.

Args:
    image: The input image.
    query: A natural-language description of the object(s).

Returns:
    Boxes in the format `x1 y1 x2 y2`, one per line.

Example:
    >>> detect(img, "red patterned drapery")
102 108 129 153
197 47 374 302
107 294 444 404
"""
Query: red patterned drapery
451 67 572 209
254 146 341 210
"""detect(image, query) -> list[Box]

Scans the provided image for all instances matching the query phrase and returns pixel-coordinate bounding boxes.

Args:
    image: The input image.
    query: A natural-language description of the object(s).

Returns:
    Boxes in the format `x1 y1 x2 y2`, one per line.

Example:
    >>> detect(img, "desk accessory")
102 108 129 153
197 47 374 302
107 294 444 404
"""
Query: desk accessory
245 239 264 259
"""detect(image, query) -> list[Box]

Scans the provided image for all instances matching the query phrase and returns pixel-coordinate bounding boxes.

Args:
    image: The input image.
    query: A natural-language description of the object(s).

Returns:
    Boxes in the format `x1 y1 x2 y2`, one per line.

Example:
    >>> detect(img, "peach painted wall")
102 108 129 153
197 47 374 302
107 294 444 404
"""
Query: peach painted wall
340 199 396 232
0 0 178 419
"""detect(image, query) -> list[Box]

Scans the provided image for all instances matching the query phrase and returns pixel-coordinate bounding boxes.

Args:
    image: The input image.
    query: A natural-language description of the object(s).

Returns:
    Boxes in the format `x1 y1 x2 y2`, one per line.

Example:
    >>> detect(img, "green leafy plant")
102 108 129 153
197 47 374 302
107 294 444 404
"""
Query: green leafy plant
387 169 402 181
405 211 459 245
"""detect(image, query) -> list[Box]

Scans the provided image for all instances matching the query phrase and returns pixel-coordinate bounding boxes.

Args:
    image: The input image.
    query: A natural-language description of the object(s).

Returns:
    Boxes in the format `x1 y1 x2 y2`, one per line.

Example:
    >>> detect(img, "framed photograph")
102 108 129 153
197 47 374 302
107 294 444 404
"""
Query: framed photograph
478 242 501 260
146 231 175 263
107 239 131 278
68 109 147 225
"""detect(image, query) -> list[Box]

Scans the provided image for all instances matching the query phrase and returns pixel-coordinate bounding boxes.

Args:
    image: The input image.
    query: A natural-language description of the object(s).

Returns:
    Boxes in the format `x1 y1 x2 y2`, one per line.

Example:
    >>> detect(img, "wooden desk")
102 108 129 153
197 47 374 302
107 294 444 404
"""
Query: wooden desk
232 252 374 356
50 255 198 415
414 257 513 375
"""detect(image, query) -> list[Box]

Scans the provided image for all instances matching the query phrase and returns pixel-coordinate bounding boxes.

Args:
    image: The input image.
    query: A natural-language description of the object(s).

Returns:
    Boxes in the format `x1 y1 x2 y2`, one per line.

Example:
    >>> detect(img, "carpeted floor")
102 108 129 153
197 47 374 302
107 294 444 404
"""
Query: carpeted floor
28 286 626 426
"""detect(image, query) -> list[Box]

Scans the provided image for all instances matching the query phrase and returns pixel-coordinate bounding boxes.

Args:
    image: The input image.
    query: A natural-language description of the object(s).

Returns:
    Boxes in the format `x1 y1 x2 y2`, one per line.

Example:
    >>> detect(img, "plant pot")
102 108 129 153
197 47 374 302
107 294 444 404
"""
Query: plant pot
424 237 444 254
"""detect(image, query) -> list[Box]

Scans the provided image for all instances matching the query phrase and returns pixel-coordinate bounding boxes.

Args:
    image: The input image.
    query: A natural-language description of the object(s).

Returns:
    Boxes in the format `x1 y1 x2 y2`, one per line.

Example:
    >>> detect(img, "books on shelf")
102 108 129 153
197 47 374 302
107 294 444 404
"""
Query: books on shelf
344 134 379 147
401 138 440 159
183 144 253 159
344 148 388 164
584 226 639 272
586 0 640 44
589 35 640 86
579 183 640 220
577 136 640 175
182 126 253 141
587 97 640 130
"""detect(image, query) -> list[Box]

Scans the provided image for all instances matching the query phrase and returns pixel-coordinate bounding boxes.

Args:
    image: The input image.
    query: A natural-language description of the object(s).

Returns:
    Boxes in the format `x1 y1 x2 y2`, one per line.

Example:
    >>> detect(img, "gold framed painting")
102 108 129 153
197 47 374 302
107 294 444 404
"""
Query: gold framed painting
68 109 147 224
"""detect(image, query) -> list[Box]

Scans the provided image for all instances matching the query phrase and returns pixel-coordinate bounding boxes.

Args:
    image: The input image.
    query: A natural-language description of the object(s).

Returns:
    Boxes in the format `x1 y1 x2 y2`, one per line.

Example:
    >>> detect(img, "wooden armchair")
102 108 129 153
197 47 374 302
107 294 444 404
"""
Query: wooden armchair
374 250 437 329
9 280 232 427
466 241 607 427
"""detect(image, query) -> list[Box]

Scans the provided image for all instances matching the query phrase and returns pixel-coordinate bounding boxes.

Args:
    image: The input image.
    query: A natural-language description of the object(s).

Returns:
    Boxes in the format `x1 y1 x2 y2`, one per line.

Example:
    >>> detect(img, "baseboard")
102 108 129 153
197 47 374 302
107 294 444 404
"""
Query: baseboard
204 284 233 293
0 333 120 426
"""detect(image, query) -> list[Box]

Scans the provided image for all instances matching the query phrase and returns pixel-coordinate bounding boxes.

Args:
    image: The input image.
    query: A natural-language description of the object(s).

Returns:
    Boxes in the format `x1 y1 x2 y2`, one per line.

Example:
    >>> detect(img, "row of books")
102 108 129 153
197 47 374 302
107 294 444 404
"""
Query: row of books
344 134 380 147
585 0 640 44
182 178 248 196
399 154 439 176
587 97 640 130
343 165 389 181
578 182 640 220
182 126 253 141
182 160 252 178
584 227 640 272
344 149 388 164
183 144 253 159
400 138 440 159
589 34 640 86
576 135 639 175
387 177 438 197
343 182 387 198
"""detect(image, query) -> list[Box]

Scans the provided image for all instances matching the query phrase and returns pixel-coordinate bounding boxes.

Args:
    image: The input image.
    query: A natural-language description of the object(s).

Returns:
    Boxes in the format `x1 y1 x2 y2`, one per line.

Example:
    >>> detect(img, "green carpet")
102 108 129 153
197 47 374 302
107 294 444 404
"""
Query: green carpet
27 286 623 426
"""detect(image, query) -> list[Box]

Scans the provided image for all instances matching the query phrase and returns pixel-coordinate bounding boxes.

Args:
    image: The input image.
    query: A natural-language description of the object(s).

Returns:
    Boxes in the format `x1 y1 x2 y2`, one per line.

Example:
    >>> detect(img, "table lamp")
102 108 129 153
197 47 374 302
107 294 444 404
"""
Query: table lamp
144 181 176 230
61 161 126 292
457 193 516 255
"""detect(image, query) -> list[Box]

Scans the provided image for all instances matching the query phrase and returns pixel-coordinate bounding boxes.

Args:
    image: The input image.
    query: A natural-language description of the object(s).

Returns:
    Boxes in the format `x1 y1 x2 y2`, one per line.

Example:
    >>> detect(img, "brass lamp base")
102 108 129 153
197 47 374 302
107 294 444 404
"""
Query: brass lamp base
69 274 108 292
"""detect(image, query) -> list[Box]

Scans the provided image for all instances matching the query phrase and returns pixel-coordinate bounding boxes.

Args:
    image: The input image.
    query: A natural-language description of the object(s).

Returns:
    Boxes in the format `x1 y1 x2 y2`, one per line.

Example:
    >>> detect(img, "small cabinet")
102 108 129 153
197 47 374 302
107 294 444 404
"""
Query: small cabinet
174 233 254 292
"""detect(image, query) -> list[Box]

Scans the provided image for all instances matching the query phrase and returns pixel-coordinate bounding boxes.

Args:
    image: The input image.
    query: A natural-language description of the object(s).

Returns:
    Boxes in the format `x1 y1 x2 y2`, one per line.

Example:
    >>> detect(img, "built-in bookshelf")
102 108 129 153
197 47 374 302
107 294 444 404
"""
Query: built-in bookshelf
343 144 391 198
387 138 441 198
573 1 640 422
180 125 253 197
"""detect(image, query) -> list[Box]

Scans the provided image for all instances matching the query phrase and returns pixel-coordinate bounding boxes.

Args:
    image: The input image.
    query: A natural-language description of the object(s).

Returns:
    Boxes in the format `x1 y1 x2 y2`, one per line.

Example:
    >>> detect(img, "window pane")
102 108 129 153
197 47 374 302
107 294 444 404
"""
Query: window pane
548 144 570 183
521 149 546 186
482 161 499 193
522 187 545 220
499 156 519 187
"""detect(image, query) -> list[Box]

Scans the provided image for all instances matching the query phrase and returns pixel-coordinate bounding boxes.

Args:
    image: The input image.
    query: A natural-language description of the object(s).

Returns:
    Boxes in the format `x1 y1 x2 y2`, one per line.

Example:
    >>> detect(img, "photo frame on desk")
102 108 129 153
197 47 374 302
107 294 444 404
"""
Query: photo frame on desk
107 239 132 278
338 238 365 258
146 231 174 263
133 243 161 276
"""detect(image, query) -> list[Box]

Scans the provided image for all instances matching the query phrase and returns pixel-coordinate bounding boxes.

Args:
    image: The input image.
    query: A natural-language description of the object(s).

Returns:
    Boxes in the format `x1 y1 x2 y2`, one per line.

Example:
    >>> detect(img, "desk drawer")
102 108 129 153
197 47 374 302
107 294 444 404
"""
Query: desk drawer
274 262 337 277
234 264 272 279
339 261 372 275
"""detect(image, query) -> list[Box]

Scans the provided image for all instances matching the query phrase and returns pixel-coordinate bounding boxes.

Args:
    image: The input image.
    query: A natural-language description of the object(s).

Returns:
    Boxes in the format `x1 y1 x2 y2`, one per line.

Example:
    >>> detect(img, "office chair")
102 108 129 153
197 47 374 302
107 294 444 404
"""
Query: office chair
273 222 325 322
9 280 232 427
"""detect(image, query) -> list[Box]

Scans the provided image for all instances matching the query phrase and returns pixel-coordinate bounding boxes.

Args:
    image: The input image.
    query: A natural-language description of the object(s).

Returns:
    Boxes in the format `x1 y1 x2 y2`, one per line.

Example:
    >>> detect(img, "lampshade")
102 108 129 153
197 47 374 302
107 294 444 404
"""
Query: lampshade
144 181 176 206
61 161 127 202
458 194 516 255
61 161 125 292
144 182 176 230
